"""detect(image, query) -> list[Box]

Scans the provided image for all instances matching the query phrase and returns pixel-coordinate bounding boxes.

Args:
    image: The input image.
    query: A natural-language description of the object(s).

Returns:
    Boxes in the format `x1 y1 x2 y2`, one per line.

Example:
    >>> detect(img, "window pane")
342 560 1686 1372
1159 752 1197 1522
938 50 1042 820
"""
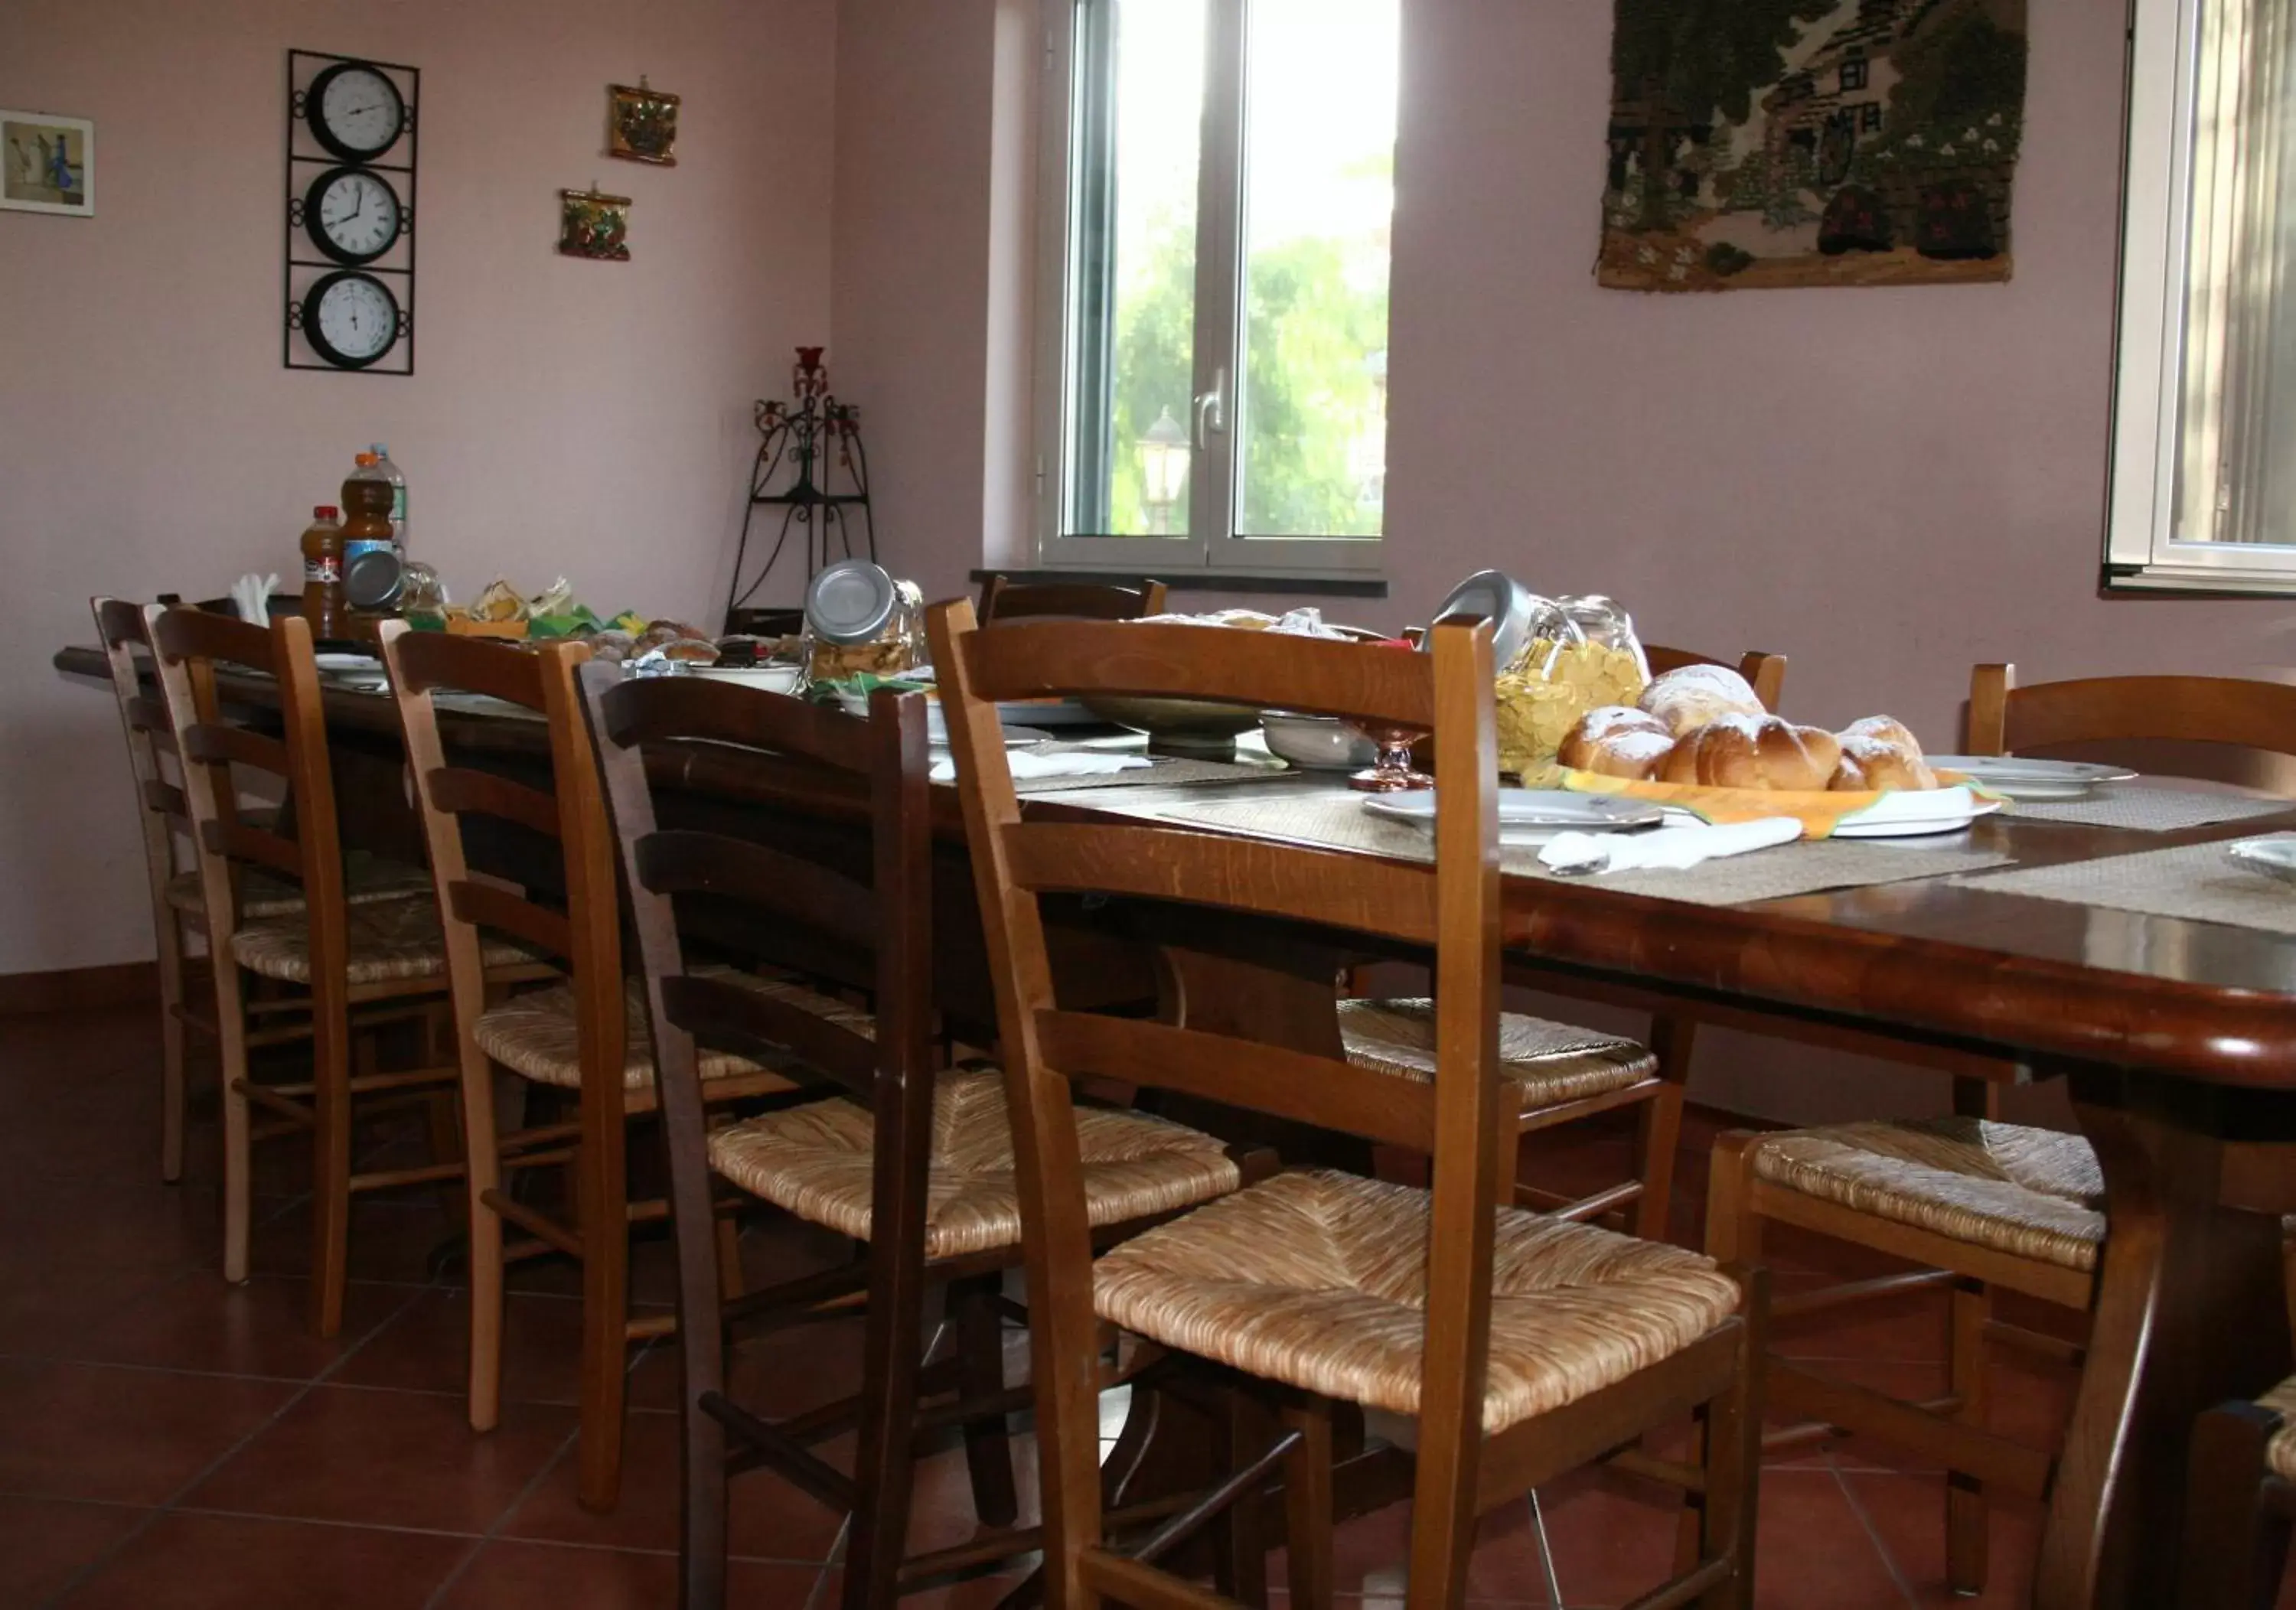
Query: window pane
2174 0 2296 548
1066 0 1205 538
1234 0 1397 539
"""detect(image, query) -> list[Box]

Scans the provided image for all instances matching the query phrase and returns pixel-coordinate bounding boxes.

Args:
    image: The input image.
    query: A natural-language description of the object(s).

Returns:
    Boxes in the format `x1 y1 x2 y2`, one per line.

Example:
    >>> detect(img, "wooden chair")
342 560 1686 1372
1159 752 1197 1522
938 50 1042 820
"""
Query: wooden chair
1643 644 1789 713
1343 646 1789 1243
1707 661 2296 1597
577 663 1257 1608
92 598 428 1181
2182 1380 2296 1606
145 605 550 1335
379 624 814 1514
977 574 1169 624
928 605 1766 1610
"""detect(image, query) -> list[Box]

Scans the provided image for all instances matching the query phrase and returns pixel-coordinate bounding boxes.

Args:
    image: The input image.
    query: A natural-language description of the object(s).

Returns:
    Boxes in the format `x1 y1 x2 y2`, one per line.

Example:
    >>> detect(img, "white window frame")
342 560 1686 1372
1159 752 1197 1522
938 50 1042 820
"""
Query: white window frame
1031 0 1388 578
2107 0 2296 592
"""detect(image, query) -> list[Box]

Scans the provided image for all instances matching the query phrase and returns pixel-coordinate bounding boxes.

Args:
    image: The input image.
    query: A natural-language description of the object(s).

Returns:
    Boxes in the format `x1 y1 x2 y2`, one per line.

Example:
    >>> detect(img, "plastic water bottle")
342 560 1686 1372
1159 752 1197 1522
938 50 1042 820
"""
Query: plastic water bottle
367 442 408 557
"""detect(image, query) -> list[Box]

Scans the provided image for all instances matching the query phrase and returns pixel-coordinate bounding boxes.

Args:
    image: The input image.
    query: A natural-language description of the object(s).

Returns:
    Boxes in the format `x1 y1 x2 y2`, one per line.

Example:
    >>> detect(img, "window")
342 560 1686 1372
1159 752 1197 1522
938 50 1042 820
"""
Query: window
2108 0 2296 590
1861 103 1884 133
1035 0 1400 575
1840 57 1869 92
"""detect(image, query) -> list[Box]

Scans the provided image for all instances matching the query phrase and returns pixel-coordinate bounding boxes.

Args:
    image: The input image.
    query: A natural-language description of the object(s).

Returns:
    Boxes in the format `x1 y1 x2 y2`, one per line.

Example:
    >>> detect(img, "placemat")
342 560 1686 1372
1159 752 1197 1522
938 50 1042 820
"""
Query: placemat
1952 833 2296 934
1168 795 2012 907
2002 782 2291 833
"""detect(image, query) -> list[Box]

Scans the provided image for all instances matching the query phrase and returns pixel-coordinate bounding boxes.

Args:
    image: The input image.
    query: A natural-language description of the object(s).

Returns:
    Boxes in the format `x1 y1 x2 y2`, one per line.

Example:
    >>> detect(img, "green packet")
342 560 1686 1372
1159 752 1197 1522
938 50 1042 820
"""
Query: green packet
805 670 936 703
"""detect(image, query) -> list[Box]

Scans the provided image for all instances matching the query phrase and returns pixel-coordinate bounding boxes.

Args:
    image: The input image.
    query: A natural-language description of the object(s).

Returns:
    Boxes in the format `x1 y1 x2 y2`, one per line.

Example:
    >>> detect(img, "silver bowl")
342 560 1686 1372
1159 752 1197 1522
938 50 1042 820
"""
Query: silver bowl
1260 712 1377 771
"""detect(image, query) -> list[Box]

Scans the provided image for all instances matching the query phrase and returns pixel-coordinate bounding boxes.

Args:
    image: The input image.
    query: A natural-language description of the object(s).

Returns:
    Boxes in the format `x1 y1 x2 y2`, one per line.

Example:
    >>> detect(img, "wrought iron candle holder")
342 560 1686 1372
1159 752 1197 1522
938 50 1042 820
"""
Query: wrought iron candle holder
724 347 875 635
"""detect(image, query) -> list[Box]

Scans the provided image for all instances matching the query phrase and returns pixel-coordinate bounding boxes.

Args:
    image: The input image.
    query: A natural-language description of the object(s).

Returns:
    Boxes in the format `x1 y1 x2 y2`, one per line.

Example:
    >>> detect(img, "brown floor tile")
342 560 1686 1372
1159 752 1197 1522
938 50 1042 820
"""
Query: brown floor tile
70 1273 417 1378
501 1401 846 1563
1839 1469 2039 1607
625 1311 871 1423
0 1255 184 1358
240 1194 464 1285
180 1384 574 1533
54 1511 471 1609
1269 1494 1554 1602
0 1358 296 1504
807 1567 1031 1608
1538 1463 1910 1609
433 1541 826 1609
0 1495 149 1605
331 1286 608 1406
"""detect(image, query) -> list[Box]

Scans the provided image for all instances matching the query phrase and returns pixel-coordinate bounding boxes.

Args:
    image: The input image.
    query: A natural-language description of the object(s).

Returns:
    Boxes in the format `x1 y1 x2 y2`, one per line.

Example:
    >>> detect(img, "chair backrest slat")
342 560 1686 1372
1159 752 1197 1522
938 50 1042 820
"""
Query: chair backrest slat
201 816 305 879
427 765 564 842
124 692 171 735
960 620 1437 728
141 778 188 820
1969 663 2296 762
1644 644 1789 714
451 877 575 960
595 670 882 773
978 574 1169 624
182 722 293 778
1000 821 1437 944
1033 1008 1435 1150
633 829 879 950
93 597 189 953
656 973 876 1100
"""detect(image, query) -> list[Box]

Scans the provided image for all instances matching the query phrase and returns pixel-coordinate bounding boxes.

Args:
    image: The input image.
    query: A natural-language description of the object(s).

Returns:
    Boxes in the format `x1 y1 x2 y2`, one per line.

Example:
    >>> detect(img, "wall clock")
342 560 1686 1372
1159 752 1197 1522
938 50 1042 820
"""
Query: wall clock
302 165 401 265
305 61 406 161
285 51 418 375
301 270 401 369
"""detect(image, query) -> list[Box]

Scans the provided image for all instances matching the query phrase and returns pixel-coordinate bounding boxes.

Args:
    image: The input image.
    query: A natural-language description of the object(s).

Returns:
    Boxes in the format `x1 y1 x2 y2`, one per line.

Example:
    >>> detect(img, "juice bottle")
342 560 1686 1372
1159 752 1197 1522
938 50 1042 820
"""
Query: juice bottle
367 442 407 556
340 467 400 618
300 505 346 639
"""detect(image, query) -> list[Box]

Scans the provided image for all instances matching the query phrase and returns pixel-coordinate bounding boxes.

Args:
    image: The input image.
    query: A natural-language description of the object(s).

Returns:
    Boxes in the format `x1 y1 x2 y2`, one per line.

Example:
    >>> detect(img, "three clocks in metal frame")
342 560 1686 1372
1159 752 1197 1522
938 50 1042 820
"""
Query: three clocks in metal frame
285 51 419 375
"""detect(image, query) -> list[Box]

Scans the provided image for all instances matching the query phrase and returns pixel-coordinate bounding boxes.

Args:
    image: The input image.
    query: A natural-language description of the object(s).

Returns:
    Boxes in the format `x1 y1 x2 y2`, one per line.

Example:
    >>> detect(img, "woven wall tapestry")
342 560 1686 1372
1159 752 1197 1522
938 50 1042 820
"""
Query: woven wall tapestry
1598 0 2027 292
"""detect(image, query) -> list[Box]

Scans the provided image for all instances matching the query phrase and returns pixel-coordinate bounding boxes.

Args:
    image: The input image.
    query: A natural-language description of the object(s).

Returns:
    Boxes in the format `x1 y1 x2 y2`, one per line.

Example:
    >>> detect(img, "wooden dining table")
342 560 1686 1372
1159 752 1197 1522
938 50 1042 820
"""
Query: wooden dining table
54 640 2296 1610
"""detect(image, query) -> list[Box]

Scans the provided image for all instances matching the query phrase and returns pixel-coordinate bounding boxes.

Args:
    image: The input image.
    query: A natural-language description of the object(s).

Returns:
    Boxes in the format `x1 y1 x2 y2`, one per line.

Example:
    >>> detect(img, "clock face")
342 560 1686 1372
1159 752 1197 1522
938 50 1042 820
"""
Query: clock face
302 271 400 369
305 167 402 265
307 63 406 161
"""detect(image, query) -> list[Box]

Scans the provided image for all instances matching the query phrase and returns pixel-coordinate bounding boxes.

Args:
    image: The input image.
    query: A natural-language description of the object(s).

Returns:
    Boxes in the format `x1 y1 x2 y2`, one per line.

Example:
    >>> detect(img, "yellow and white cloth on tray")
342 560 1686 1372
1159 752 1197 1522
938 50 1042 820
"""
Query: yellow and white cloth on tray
1561 769 1997 840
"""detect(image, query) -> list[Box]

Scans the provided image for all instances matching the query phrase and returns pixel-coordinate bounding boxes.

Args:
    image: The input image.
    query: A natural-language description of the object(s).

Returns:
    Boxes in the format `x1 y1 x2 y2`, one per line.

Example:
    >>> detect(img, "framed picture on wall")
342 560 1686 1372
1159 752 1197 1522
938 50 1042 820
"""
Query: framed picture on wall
2 110 94 216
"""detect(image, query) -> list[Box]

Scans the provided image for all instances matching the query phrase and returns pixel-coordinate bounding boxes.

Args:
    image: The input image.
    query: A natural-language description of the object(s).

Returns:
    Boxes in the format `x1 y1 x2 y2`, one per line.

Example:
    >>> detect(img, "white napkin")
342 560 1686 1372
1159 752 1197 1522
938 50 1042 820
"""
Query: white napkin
929 749 1151 784
1538 816 1802 875
230 572 281 624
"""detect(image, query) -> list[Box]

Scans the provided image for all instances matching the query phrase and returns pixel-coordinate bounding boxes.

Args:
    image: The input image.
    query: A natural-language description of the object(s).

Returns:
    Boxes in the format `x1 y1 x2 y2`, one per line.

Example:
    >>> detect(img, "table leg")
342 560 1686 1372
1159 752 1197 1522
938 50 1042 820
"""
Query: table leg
2037 1070 2291 1610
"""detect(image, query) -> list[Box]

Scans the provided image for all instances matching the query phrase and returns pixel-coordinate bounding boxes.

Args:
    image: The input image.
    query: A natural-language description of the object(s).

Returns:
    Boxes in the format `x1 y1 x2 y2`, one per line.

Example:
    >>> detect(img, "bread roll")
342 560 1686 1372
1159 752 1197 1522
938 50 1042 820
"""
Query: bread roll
1831 735 1939 793
1839 715 1924 757
1641 664 1766 736
1658 715 1842 791
1559 706 1676 780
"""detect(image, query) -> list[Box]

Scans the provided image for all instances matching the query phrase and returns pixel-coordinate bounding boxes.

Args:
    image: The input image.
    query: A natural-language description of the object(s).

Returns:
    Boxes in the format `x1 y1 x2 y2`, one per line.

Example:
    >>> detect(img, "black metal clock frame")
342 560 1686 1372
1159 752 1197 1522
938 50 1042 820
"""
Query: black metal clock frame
285 48 418 376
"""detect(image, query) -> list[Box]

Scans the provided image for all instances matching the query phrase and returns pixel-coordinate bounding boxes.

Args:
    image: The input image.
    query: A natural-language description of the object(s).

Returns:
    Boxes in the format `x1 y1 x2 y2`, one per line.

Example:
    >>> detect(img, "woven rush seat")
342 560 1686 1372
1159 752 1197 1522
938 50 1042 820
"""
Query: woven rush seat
163 854 432 921
1094 1168 1741 1434
1748 1117 2103 1273
709 1068 1243 1260
1339 998 1658 1111
475 972 862 1091
230 895 538 986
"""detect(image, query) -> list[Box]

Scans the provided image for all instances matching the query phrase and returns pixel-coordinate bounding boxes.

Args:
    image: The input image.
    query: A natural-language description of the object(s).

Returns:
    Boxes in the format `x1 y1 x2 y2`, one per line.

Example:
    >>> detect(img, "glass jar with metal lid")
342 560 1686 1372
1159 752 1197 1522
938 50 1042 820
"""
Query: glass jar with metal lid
797 559 925 688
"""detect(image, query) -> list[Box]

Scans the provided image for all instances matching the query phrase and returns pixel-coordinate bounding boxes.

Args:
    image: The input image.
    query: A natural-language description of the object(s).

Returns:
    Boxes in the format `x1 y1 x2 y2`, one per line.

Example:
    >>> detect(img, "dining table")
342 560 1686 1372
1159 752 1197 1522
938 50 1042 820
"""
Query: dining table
54 637 2296 1610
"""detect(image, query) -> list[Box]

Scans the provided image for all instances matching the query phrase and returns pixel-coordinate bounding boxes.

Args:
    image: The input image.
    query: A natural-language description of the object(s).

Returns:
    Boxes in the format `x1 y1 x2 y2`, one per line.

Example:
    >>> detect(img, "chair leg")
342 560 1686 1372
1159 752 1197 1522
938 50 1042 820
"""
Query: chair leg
217 962 254 1284
1212 1389 1270 1606
1946 1276 1991 1595
677 1221 731 1610
1684 1132 1765 1572
1280 1393 1335 1610
842 1235 938 1608
574 1105 631 1514
2180 1400 2292 1608
308 1009 357 1338
1701 1268 1769 1608
1632 1018 1695 1241
463 1057 507 1436
157 915 190 1184
955 1273 1021 1529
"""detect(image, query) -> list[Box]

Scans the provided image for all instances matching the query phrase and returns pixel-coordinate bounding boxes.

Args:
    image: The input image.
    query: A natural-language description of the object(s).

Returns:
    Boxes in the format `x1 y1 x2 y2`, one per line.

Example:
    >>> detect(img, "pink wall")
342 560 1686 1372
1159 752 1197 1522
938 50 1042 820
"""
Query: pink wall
2 0 834 973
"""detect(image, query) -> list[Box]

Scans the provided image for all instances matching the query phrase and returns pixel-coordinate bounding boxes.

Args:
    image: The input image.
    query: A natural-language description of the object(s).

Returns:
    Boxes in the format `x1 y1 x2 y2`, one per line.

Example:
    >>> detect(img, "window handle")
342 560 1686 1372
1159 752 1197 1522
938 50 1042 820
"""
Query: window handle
1194 370 1228 447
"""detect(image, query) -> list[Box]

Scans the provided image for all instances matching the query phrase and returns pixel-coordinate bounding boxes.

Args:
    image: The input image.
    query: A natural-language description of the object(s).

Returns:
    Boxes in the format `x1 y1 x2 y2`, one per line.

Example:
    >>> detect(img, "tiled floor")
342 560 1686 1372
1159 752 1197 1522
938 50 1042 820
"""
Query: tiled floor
0 1002 2151 1608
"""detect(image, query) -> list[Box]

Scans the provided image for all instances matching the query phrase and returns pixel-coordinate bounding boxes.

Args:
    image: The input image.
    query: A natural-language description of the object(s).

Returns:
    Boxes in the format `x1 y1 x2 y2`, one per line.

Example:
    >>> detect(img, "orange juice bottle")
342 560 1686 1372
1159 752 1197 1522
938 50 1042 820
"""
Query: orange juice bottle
300 505 345 638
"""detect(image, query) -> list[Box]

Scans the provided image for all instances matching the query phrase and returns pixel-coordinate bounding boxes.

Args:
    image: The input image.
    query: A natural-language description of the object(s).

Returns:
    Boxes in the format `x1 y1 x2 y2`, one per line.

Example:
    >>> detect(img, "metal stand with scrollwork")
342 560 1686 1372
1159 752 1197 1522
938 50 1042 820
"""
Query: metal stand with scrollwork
722 347 875 635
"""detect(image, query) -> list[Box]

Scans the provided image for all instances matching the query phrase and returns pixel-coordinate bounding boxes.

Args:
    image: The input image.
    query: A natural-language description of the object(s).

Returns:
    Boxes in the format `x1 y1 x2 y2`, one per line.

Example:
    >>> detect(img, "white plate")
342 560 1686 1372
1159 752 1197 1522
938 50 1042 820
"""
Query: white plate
2227 836 2296 886
1927 755 2138 801
1366 789 1666 846
315 651 382 674
687 663 803 694
1829 785 2002 838
998 697 1103 728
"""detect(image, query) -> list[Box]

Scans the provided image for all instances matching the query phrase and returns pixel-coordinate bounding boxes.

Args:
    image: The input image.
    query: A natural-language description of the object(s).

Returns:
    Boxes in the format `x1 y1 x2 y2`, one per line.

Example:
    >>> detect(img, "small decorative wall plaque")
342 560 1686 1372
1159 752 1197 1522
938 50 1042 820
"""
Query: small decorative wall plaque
2 109 94 216
558 187 631 262
607 79 679 167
